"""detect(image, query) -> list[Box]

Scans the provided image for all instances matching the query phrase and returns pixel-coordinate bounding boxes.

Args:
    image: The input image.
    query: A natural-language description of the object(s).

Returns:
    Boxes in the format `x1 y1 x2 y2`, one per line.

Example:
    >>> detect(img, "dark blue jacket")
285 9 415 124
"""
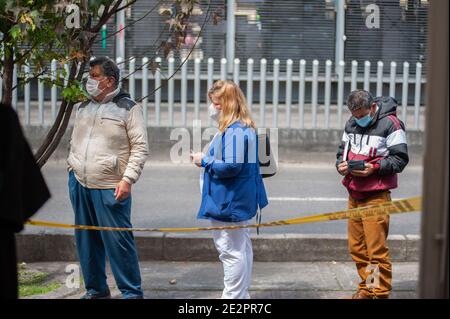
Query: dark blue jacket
197 121 269 222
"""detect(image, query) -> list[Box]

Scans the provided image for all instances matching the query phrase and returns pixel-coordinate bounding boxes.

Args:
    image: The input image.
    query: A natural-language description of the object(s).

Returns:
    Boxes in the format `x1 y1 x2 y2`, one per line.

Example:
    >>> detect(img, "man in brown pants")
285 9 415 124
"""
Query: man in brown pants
336 90 409 299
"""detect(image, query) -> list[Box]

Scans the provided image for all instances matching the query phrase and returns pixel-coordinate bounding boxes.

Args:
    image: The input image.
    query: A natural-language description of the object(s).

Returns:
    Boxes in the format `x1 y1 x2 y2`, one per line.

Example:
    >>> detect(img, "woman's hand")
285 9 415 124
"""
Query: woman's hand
190 152 204 167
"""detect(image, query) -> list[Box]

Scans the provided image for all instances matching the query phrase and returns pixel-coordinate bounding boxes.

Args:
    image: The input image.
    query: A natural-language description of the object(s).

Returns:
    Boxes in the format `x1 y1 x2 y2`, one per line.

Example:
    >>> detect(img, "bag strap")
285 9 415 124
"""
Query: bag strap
255 207 262 235
258 133 277 178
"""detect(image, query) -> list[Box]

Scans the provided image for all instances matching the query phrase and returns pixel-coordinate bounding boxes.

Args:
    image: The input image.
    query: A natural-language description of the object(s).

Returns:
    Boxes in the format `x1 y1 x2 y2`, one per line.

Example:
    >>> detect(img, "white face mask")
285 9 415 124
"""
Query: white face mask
208 103 221 122
86 76 107 97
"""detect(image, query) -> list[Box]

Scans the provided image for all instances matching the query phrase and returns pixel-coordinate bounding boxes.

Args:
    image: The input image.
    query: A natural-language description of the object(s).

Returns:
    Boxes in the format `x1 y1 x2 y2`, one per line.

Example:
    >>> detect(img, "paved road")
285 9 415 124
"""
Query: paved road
24 162 422 236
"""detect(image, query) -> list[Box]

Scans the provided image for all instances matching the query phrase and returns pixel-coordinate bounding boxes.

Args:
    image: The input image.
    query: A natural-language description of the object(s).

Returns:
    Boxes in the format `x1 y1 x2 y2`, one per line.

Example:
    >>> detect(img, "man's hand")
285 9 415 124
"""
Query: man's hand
190 152 204 167
351 163 376 177
115 180 131 201
337 161 349 176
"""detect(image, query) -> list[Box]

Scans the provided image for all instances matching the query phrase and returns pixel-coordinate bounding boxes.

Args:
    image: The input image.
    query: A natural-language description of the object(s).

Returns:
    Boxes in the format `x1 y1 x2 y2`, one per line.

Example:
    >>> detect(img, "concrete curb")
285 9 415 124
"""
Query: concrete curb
16 233 420 262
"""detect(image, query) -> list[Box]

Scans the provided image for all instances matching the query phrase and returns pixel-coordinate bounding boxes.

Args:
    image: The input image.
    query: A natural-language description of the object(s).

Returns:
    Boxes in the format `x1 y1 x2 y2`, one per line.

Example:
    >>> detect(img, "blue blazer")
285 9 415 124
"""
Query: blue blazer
197 121 269 222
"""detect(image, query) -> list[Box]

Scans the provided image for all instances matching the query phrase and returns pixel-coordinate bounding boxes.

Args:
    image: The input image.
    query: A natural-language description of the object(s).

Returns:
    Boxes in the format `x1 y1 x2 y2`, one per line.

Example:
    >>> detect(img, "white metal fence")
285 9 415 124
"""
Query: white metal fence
6 57 425 130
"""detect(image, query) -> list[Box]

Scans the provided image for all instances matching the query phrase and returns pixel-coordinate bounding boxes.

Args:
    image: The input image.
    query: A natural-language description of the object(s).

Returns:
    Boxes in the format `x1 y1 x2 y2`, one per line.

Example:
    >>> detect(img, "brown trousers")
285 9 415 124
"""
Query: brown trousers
348 191 392 298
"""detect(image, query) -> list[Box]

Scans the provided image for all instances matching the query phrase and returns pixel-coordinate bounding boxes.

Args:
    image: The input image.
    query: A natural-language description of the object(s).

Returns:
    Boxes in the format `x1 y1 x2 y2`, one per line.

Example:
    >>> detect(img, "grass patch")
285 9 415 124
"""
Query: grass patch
19 270 49 285
18 267 61 297
19 282 62 297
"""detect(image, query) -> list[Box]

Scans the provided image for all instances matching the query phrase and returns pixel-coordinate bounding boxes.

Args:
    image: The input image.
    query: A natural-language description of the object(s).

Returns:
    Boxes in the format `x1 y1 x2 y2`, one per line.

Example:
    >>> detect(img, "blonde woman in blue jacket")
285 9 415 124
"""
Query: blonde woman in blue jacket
191 80 269 299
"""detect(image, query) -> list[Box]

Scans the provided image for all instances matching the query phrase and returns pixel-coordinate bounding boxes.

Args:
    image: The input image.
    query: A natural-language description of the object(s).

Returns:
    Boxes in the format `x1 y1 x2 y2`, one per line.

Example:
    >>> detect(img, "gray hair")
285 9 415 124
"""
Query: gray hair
346 89 374 111
89 56 120 88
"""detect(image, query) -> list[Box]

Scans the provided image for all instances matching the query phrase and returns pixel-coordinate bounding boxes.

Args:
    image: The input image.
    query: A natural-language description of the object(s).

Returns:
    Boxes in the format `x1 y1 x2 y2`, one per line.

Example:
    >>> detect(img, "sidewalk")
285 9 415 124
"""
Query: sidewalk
23 261 418 299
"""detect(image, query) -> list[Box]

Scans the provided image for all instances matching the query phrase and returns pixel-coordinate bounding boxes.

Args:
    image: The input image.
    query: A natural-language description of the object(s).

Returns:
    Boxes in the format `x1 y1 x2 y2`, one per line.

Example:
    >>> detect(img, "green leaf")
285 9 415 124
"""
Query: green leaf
9 25 22 39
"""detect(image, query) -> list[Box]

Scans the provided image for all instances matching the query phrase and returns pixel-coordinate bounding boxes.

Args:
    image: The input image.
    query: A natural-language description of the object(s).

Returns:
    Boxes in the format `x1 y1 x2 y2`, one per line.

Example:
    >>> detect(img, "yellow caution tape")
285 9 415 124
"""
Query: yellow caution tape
25 196 421 233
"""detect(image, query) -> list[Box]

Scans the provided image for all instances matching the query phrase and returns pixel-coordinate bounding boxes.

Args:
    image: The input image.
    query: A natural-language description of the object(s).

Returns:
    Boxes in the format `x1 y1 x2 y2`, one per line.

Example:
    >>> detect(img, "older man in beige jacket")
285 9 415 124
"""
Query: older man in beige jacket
67 57 148 299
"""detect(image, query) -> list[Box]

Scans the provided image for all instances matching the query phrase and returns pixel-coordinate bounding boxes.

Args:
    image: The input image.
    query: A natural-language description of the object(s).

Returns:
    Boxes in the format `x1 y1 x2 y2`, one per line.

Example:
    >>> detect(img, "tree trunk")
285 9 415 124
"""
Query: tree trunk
1 41 14 106
36 61 88 168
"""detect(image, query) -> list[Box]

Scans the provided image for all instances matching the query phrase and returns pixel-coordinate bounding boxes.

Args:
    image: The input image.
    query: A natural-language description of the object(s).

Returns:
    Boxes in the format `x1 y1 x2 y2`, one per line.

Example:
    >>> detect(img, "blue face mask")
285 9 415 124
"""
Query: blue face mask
355 113 373 127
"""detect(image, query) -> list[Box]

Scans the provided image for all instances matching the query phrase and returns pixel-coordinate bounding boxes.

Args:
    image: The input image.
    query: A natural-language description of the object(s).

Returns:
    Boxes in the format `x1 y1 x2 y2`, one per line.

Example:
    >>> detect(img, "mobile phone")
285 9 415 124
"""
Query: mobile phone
348 160 366 172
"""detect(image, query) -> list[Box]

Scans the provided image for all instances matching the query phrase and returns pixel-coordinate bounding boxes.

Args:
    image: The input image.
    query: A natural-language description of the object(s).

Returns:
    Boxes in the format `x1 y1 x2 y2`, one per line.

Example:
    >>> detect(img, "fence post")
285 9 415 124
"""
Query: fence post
181 58 188 126
247 58 254 112
194 57 201 121
414 62 422 130
129 57 135 100
220 58 227 81
12 63 17 110
142 57 149 126
299 59 306 129
64 63 69 87
337 61 345 128
351 60 358 91
155 57 161 126
76 62 81 79
389 61 397 98
335 0 345 73
207 57 214 126
325 60 332 129
233 58 240 87
272 59 280 128
376 61 384 96
24 65 31 125
168 57 175 127
38 74 44 125
285 59 293 127
311 59 319 128
259 58 267 127
51 59 57 122
363 60 371 91
402 61 409 123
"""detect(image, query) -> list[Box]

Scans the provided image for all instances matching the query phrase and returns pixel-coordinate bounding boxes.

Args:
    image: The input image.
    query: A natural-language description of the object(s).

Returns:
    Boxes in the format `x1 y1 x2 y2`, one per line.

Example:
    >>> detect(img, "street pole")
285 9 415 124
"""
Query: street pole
116 7 126 61
226 0 235 76
419 0 449 299
335 0 345 74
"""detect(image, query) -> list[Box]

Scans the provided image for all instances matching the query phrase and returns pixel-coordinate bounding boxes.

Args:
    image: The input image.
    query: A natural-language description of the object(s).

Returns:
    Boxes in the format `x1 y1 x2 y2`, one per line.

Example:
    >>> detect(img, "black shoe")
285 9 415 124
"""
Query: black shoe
80 291 111 299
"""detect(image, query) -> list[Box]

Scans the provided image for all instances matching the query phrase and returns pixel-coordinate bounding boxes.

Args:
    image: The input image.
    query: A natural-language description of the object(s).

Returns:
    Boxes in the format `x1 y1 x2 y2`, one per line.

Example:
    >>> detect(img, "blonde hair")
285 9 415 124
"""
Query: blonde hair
208 80 255 132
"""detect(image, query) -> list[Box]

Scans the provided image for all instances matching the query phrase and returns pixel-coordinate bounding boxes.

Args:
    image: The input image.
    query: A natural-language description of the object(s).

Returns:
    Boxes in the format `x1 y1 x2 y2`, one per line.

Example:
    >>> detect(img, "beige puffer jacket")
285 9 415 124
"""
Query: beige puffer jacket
67 89 149 189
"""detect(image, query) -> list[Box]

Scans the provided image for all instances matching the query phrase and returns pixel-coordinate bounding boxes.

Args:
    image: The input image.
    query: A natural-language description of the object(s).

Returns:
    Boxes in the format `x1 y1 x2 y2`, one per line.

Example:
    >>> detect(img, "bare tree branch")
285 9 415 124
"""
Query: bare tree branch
11 68 49 91
138 0 212 103
94 0 162 45
91 0 123 33
113 0 139 15
120 23 169 80
13 43 39 64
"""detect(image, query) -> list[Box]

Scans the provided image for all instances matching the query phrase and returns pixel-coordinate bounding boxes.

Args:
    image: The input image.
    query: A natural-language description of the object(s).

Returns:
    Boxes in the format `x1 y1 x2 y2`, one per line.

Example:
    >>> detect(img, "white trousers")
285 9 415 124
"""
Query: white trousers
211 220 253 299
